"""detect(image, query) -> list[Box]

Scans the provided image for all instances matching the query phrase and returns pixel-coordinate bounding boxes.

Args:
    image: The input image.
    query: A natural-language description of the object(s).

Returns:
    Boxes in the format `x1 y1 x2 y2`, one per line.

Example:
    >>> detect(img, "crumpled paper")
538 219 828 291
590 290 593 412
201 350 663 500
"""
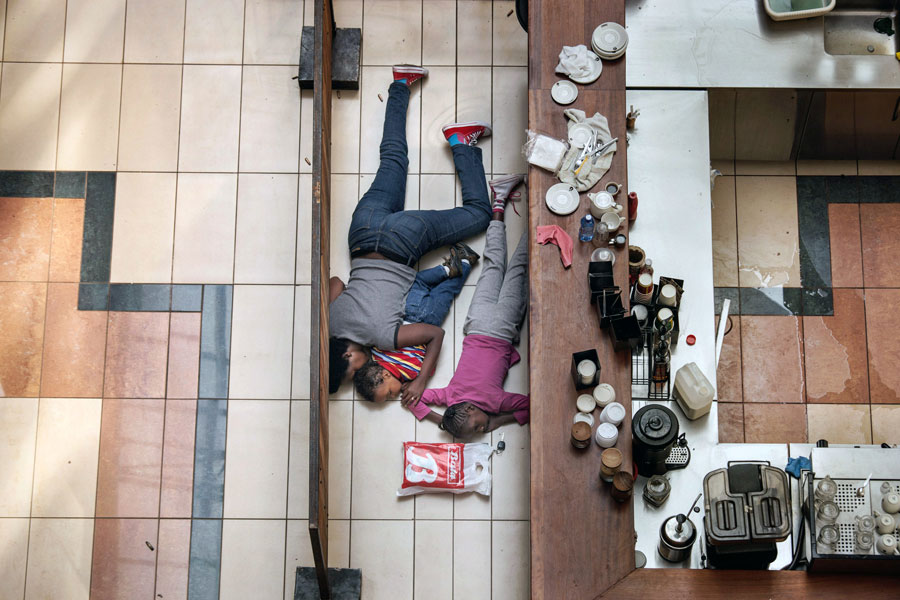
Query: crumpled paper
555 45 593 79
558 109 616 192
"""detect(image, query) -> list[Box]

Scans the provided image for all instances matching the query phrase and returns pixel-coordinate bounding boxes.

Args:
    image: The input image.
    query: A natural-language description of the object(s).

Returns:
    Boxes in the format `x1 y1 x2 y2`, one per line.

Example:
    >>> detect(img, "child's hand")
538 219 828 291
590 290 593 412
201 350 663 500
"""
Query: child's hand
400 379 425 408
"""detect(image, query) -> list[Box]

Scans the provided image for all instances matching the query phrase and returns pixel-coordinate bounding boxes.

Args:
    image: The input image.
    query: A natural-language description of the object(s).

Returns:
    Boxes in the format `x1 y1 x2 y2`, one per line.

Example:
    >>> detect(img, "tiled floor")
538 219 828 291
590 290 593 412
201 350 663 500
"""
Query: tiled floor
0 2 530 599
712 160 900 445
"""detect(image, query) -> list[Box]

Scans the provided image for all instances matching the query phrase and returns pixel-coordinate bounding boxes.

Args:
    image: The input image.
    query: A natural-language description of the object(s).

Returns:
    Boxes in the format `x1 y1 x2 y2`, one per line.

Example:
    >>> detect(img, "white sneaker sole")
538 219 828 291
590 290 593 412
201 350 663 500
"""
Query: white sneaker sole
441 121 493 138
393 65 428 76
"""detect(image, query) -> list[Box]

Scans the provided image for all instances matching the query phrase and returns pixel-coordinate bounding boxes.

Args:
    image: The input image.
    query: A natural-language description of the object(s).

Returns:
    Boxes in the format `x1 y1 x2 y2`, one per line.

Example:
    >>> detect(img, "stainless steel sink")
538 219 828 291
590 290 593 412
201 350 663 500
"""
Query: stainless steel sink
824 0 899 55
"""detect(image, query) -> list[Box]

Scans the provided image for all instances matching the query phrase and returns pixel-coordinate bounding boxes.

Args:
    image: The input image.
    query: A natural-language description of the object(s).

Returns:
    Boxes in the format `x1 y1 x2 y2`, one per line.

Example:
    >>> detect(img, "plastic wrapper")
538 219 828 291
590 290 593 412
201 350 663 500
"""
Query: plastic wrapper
523 129 569 174
397 441 492 496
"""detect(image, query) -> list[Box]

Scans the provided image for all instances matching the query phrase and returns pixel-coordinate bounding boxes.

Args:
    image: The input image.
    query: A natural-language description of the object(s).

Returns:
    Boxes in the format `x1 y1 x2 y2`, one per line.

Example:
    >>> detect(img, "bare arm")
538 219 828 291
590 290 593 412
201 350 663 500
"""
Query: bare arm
329 277 345 303
396 323 445 405
487 413 518 432
423 410 443 426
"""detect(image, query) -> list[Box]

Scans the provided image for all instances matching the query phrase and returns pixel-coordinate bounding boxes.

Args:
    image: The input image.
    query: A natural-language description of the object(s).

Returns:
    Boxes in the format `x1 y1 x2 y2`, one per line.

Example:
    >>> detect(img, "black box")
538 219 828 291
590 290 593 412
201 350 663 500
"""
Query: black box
609 314 642 352
571 349 601 390
594 288 626 329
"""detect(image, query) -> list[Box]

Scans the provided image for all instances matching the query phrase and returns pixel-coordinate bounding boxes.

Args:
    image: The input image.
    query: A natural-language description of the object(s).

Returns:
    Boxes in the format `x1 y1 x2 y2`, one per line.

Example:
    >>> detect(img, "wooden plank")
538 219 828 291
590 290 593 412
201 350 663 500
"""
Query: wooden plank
309 0 334 596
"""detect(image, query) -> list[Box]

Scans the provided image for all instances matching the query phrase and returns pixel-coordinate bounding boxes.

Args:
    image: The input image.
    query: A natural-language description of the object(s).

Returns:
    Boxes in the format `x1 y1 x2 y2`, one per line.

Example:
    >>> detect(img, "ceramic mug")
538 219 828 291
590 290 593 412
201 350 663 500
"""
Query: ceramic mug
601 211 623 232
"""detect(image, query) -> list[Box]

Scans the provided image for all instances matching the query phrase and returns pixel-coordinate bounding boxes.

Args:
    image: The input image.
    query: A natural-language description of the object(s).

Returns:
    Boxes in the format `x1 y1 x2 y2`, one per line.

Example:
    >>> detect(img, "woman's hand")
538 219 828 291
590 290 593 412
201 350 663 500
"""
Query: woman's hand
400 379 426 408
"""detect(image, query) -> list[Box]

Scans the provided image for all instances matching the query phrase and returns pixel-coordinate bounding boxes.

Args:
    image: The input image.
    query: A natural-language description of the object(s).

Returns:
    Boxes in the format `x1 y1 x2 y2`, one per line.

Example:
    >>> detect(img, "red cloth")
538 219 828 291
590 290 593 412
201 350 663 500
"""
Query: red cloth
535 225 573 268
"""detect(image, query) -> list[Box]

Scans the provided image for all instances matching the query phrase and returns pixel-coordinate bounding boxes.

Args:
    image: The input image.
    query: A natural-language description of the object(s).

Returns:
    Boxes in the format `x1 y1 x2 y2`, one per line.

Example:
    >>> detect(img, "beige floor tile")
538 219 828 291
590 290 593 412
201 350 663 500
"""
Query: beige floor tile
807 404 872 444
492 521 531 600
492 67 528 175
491 422 530 520
286 400 309 519
296 174 312 284
423 1 456 66
118 65 182 172
735 176 801 288
413 417 455 520
359 67 422 175
31 397 101 517
234 174 298 284
124 0 185 63
57 64 121 171
172 173 237 284
0 63 62 170
872 405 900 445
332 0 362 27
0 519 28 599
224 401 290 518
184 0 244 64
414 521 452 600
331 89 362 174
458 67 493 172
25 518 94 600
0 3 5 59
178 65 242 172
291 287 311 400
797 160 857 176
457 0 492 65
454 521 492 600
493 1 528 66
283 519 350 600
63 0 126 62
0 398 38 516
351 400 415 519
328 401 354 518
243 0 303 65
109 173 176 283
734 161 795 176
4 0 66 62
711 175 738 287
362 0 421 66
229 285 294 399
420 67 457 175
350 520 414 600
240 66 301 173
712 159 735 175
329 175 359 284
220 520 285 600
858 160 900 176
299 91 313 173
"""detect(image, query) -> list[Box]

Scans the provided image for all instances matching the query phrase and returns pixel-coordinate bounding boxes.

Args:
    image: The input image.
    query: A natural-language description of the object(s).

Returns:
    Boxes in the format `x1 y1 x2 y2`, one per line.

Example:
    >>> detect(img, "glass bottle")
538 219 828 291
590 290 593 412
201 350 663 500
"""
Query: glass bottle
592 222 610 247
651 340 670 383
640 258 654 277
579 214 594 242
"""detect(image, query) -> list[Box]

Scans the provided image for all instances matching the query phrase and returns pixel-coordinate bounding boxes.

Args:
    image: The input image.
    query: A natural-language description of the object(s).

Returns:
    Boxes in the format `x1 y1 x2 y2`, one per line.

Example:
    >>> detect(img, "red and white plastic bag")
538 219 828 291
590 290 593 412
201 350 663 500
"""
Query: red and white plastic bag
398 441 492 497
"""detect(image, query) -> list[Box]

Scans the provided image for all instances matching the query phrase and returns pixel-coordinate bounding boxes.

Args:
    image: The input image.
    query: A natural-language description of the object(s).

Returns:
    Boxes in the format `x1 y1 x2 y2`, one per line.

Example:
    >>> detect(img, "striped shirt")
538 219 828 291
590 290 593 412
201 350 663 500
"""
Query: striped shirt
372 345 426 382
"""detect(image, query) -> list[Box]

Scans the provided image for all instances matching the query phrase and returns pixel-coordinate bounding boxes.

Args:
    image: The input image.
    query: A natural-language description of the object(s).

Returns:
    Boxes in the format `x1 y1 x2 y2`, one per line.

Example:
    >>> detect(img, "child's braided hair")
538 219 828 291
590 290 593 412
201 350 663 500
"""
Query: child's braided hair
440 402 471 437
353 360 384 402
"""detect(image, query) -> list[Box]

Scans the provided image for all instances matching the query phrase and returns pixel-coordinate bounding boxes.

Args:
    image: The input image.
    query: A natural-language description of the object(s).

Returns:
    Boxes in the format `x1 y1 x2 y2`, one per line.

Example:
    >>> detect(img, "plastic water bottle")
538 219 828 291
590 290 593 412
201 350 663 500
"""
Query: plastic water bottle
579 214 594 242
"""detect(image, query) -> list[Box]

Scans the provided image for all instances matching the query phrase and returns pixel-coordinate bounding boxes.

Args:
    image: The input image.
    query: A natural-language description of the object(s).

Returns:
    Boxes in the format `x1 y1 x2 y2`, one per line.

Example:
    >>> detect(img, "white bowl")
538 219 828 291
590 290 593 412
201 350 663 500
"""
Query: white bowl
551 80 578 105
545 183 580 216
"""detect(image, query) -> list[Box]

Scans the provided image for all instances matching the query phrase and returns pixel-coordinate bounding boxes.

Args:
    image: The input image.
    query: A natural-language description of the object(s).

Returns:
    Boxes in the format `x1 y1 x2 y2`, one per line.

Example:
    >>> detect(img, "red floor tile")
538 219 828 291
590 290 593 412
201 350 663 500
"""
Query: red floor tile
718 403 744 442
740 316 805 403
155 519 191 600
48 198 85 282
167 313 200 399
860 203 900 287
160 399 197 518
715 315 742 403
0 197 52 281
104 312 170 398
0 282 46 397
40 283 107 397
96 398 165 518
866 288 900 403
803 289 869 404
828 203 863 288
744 403 807 443
90 519 159 600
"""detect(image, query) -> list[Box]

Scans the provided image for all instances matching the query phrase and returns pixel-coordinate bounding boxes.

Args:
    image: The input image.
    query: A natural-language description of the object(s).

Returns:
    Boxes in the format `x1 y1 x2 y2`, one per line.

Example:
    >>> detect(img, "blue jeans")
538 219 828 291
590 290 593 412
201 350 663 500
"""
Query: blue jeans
404 262 472 326
348 82 492 266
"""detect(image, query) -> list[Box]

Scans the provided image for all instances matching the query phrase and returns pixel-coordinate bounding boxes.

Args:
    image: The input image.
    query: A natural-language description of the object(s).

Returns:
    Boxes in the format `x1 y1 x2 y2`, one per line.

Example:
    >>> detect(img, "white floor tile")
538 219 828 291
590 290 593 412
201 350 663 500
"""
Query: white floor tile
332 0 362 27
63 0 126 62
172 173 237 284
419 67 457 175
423 1 456 66
329 175 359 283
178 65 242 172
457 1 492 66
351 400 415 519
224 401 290 518
57 64 122 171
291 286 311 400
0 398 38 517
457 67 493 172
287 400 309 519
493 2 528 66
299 91 313 173
118 64 183 172
492 67 528 175
220 520 286 600
0 519 28 599
350 520 414 600
360 67 422 175
31 398 102 517
296 175 312 284
234 174 298 284
453 520 491 600
4 0 66 62
284 519 350 600
414 521 452 600
184 0 244 64
240 66 301 173
491 423 530 520
331 89 361 174
492 521 530 600
362 0 422 66
0 63 61 170
110 173 177 284
25 518 94 600
124 0 185 63
327 401 353 519
229 285 295 399
244 0 303 65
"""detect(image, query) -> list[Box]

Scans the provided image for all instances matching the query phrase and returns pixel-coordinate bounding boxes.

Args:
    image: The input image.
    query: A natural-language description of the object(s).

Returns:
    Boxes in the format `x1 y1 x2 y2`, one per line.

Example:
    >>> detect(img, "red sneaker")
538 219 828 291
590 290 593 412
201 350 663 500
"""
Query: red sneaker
442 121 492 146
392 65 428 86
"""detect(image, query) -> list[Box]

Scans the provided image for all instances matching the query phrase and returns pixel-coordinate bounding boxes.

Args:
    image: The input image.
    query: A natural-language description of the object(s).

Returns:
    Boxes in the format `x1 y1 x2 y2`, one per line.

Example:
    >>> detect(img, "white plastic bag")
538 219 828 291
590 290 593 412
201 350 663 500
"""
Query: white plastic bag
397 441 492 496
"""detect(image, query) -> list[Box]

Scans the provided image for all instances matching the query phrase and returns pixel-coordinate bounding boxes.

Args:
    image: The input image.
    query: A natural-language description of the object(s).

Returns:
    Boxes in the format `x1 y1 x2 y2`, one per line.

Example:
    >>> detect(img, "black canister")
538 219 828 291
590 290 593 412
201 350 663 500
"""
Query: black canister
632 404 679 477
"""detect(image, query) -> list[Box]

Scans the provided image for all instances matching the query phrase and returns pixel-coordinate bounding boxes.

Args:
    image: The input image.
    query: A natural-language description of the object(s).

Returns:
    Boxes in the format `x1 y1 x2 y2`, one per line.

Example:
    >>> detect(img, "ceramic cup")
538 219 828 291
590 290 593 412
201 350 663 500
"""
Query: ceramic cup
593 383 616 408
600 211 623 232
576 394 597 413
594 422 619 448
599 401 626 427
574 412 595 427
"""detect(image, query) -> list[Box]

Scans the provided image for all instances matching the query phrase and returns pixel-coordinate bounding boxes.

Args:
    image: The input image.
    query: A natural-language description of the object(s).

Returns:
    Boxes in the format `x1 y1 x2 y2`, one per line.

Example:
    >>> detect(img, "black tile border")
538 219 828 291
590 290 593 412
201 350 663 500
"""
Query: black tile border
0 170 55 197
77 283 110 311
109 284 172 311
54 171 87 198
739 287 803 316
79 172 116 284
172 284 203 312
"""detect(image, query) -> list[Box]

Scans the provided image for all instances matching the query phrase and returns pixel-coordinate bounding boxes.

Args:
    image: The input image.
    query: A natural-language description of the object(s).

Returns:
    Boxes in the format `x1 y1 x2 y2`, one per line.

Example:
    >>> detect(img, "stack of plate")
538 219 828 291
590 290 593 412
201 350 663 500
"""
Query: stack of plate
592 22 628 61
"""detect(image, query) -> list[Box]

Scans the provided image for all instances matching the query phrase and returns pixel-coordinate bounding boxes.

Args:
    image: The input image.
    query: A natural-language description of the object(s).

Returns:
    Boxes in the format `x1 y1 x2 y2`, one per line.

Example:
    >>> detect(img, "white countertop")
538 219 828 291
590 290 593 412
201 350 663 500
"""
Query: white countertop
626 0 900 89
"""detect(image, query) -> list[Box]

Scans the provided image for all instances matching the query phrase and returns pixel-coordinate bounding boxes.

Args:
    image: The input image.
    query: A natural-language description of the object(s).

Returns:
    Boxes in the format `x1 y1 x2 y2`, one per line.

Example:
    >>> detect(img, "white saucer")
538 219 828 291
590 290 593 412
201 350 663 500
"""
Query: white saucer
592 22 628 57
546 183 580 215
568 123 595 148
551 80 578 105
568 51 603 84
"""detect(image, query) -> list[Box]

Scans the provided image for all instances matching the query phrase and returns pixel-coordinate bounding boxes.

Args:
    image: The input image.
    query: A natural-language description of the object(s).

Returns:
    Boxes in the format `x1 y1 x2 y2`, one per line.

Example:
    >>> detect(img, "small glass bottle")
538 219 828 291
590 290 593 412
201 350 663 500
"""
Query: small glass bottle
651 340 670 383
592 222 610 247
640 258 654 277
579 214 594 242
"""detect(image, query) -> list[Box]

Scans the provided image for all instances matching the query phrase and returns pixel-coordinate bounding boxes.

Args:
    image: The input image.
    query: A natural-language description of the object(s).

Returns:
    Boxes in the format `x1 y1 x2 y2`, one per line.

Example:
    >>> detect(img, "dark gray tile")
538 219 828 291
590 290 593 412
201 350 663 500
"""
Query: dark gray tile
858 176 900 203
109 284 171 311
739 287 802 316
0 171 54 197
188 519 222 600
172 285 203 312
715 287 740 316
80 172 116 283
295 568 362 600
54 172 86 198
77 283 109 311
824 175 857 204
802 287 834 316
796 176 825 204
192 399 227 518
199 285 232 399
798 187 831 289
